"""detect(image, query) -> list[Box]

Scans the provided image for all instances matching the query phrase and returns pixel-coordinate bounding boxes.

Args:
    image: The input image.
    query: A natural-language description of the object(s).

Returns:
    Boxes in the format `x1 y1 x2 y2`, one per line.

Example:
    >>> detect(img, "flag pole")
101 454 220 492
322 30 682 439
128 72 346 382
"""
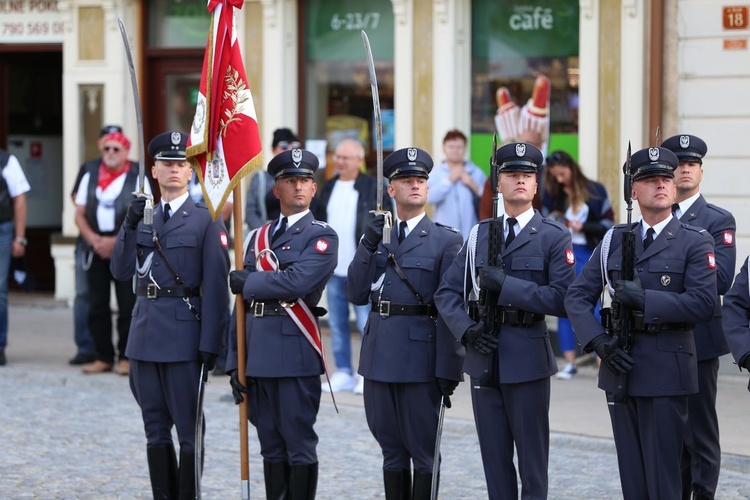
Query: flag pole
232 184 250 499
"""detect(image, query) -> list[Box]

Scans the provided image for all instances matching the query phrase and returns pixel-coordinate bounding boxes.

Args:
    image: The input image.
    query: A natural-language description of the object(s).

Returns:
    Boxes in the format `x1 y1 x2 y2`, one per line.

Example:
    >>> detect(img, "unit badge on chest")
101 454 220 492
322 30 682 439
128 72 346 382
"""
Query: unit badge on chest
661 275 671 287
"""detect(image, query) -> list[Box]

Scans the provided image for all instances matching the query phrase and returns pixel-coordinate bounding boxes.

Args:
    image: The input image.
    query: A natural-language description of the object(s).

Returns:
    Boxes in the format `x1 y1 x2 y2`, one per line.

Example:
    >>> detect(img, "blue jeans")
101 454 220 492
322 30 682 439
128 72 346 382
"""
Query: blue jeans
0 221 13 352
557 244 600 352
74 238 95 355
327 275 369 373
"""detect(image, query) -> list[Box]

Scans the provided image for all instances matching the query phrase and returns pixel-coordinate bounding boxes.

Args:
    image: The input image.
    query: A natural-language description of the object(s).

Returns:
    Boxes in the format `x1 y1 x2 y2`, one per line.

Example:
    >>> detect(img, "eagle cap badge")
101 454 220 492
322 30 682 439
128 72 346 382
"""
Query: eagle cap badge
291 148 303 163
407 148 418 162
515 143 526 157
680 135 690 148
648 147 660 161
170 132 182 145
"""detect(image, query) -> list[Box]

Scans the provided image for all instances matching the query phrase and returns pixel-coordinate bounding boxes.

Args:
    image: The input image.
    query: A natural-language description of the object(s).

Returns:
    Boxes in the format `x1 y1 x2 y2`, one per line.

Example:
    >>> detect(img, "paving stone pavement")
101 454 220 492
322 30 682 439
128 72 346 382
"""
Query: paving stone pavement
1 300 749 498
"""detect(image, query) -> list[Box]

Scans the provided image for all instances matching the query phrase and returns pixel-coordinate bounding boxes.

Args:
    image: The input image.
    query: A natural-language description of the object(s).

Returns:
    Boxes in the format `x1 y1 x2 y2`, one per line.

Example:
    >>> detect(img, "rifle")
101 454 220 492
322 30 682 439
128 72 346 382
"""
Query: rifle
607 142 635 405
474 133 503 385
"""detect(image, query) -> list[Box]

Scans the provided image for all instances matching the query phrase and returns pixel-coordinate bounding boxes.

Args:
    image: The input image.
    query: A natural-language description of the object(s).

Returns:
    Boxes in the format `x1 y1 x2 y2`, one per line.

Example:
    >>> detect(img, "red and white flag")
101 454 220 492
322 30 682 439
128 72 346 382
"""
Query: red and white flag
186 0 262 220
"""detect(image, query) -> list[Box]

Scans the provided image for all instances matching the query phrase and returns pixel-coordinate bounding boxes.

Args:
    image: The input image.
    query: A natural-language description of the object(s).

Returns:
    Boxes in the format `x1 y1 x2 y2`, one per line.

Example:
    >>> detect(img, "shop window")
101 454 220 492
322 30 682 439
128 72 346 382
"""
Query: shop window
148 0 211 49
471 0 579 163
303 0 394 177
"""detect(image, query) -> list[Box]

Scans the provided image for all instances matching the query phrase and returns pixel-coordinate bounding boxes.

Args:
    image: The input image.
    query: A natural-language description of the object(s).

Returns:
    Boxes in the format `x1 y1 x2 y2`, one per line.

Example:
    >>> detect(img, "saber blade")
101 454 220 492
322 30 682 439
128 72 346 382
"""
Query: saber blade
117 18 153 224
362 30 392 243
431 400 446 500
195 363 207 499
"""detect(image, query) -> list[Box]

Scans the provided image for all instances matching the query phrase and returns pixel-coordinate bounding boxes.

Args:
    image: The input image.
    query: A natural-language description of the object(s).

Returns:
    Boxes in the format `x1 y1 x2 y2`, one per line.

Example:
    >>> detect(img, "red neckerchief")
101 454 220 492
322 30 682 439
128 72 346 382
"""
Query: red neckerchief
97 163 128 191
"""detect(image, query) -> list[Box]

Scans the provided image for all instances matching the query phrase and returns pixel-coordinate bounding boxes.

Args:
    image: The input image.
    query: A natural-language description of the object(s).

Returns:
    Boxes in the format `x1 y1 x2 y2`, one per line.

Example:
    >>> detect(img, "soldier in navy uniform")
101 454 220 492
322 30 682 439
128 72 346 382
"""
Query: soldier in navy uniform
722 257 750 392
226 148 338 500
110 131 230 498
661 134 736 500
345 147 464 499
565 146 717 499
434 142 575 499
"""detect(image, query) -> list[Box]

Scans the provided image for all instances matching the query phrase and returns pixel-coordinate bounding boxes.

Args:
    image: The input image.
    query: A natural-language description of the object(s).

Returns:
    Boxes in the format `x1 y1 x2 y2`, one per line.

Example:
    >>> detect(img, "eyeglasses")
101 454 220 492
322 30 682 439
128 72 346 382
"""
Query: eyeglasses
334 154 360 162
277 141 301 150
103 146 122 153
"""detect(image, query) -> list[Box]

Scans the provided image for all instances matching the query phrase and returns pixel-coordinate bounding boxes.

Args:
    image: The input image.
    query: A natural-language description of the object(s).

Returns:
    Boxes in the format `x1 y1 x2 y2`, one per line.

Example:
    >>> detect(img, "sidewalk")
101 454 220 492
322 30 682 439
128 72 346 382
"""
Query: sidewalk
1 295 749 498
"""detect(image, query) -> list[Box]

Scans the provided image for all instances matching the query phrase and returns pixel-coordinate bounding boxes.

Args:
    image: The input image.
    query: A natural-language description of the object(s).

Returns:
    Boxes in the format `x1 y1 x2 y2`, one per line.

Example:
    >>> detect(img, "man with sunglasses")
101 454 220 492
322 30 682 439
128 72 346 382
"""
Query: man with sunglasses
68 125 130 366
245 128 301 230
74 128 150 375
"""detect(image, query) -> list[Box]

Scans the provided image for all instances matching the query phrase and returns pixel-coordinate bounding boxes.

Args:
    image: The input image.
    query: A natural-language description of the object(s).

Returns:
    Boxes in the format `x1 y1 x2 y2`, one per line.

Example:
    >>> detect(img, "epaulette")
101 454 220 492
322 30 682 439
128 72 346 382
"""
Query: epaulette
435 222 459 233
705 202 732 217
311 220 329 228
681 223 708 234
195 201 208 210
541 218 567 232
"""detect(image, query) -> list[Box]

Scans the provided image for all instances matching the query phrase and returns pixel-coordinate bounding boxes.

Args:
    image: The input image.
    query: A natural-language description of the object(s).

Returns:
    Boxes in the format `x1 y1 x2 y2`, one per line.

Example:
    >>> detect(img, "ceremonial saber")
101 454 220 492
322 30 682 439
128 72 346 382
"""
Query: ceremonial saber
117 18 154 225
362 30 393 243
194 363 207 499
431 398 447 500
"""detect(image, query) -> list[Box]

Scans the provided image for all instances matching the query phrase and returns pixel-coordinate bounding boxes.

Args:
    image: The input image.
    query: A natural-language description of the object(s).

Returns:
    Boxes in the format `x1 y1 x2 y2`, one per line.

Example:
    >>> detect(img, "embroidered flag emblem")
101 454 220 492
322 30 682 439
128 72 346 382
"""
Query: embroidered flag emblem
565 249 575 265
315 239 329 253
707 253 716 269
219 232 228 248
723 231 734 246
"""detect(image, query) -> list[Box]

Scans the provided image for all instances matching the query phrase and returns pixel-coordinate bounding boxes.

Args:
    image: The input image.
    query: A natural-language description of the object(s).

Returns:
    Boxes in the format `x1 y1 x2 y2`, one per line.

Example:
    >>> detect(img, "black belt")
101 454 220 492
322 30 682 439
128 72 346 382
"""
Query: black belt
137 284 201 299
637 322 694 335
371 301 437 318
467 302 545 327
247 300 327 318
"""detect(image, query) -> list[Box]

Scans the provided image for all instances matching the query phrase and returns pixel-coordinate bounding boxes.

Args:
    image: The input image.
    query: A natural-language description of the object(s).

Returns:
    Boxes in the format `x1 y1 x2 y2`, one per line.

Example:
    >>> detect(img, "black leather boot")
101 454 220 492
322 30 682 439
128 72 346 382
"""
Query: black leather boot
263 459 290 499
146 445 178 499
177 450 196 500
383 468 411 500
288 462 318 500
412 470 433 500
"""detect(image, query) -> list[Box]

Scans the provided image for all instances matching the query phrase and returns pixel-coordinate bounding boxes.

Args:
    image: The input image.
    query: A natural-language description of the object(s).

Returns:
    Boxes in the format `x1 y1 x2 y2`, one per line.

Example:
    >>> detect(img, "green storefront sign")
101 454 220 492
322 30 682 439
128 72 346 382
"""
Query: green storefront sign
306 0 394 61
473 0 579 59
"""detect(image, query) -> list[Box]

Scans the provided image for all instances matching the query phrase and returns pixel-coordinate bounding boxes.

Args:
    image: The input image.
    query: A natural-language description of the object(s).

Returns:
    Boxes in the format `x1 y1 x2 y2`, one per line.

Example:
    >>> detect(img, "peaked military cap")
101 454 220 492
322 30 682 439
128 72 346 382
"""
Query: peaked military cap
495 142 543 173
268 148 319 179
383 147 433 180
630 146 678 181
148 131 188 161
661 134 707 164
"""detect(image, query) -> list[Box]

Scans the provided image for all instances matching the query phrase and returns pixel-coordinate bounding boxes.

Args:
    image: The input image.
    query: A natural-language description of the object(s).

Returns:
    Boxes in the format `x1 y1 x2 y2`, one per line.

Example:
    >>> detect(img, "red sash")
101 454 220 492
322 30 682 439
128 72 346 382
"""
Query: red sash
253 222 324 359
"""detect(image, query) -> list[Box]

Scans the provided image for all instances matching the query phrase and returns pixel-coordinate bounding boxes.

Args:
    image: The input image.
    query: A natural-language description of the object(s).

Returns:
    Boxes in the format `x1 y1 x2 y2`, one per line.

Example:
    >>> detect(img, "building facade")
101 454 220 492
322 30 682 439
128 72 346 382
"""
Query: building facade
0 0 747 301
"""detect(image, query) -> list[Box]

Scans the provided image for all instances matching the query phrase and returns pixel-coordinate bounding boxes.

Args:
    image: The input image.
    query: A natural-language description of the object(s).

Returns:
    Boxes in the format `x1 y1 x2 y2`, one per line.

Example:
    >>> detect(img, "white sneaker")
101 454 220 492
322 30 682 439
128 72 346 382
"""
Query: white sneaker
556 362 578 380
353 374 364 395
323 371 356 392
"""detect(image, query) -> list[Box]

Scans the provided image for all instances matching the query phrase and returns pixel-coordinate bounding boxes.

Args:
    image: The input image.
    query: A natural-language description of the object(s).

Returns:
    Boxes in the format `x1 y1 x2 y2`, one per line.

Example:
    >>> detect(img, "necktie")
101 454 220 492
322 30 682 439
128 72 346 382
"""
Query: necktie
163 203 171 223
272 217 288 243
505 217 517 247
672 203 680 217
644 227 655 249
398 221 408 244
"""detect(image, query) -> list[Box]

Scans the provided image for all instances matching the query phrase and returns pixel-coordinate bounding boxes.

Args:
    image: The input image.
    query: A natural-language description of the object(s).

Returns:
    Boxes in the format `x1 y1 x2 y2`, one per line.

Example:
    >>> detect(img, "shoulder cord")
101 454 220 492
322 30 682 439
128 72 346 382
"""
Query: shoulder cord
465 224 480 309
600 227 615 302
